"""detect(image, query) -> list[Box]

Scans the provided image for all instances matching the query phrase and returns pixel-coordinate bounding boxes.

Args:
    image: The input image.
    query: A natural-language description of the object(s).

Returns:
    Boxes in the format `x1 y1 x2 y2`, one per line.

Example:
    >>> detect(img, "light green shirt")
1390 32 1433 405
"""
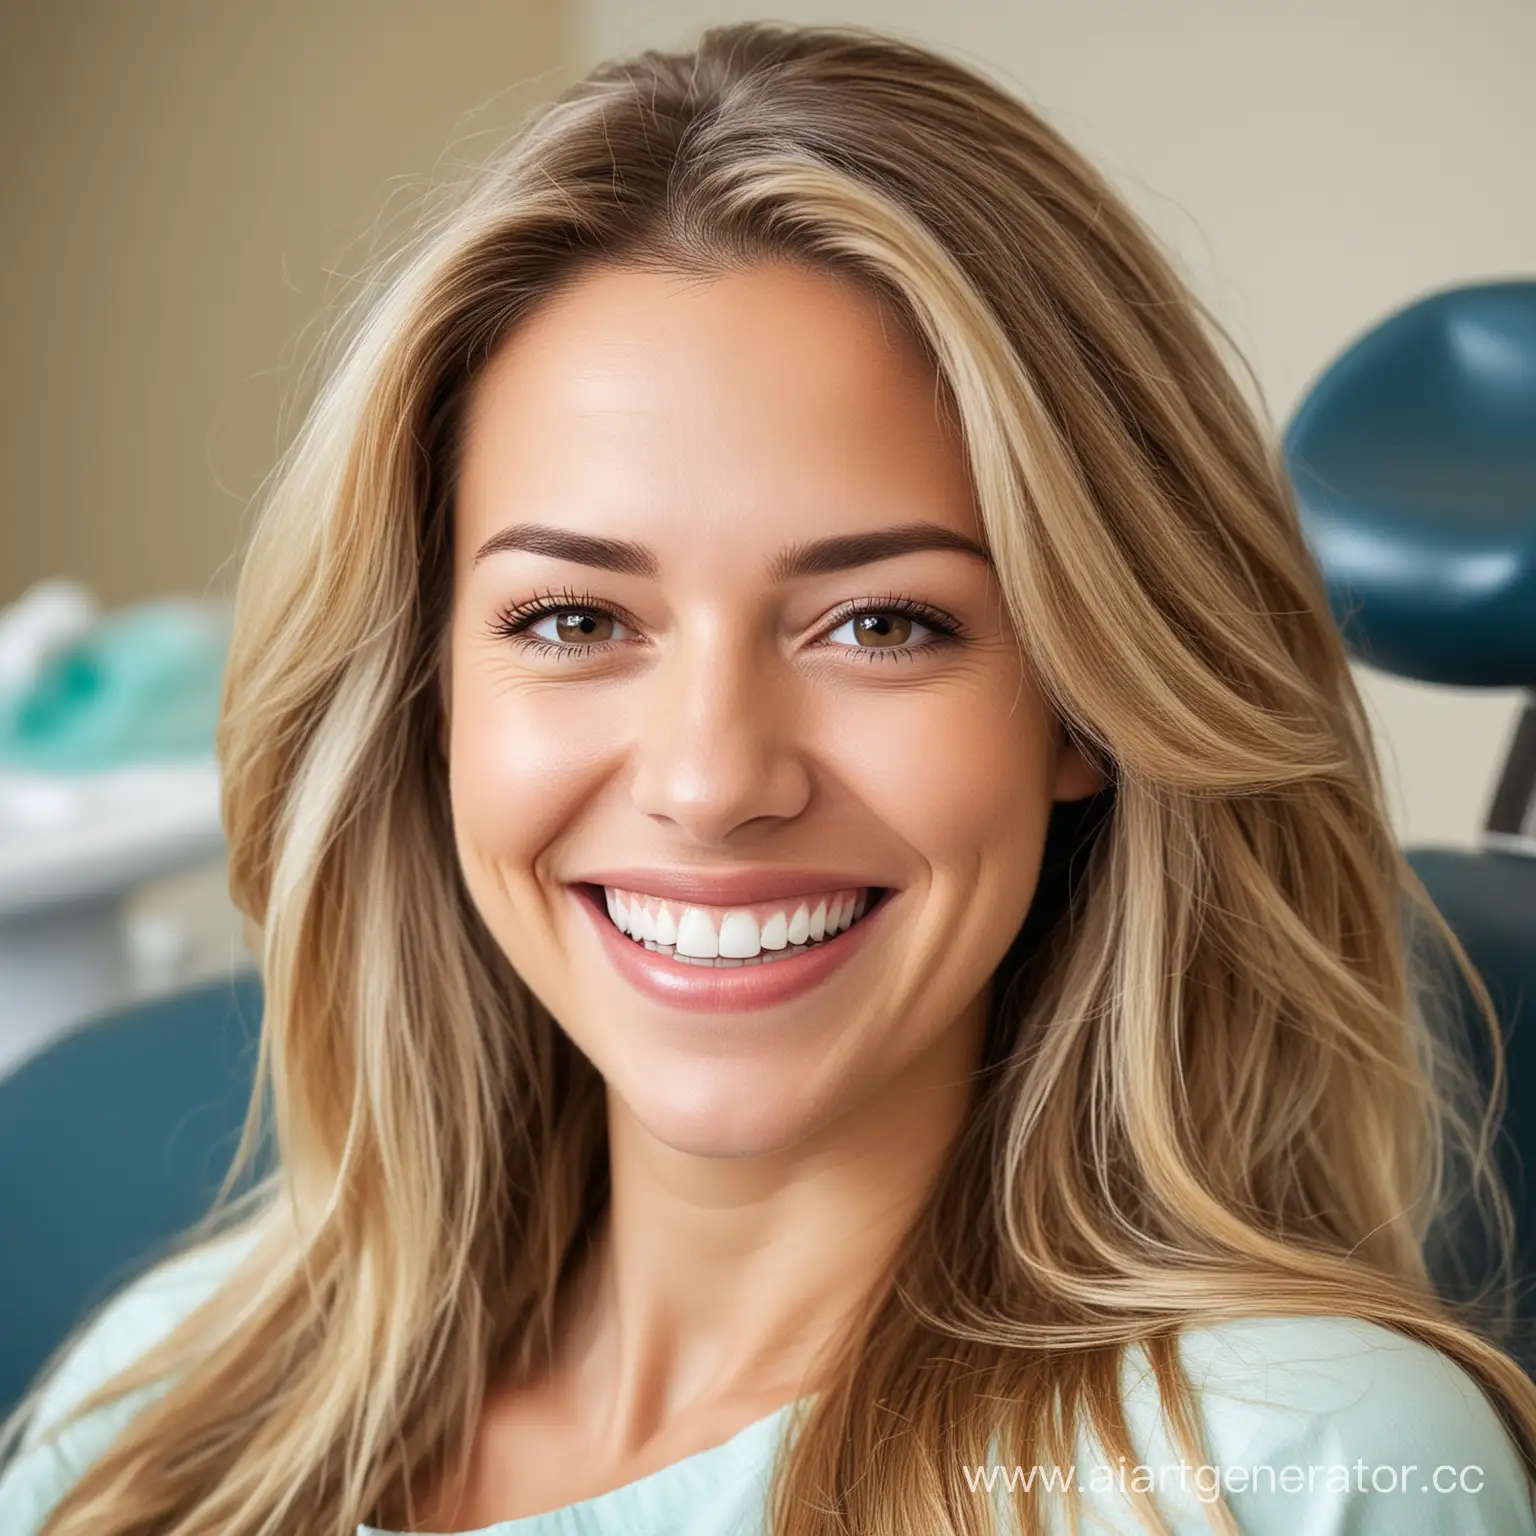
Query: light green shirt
3 1236 1532 1534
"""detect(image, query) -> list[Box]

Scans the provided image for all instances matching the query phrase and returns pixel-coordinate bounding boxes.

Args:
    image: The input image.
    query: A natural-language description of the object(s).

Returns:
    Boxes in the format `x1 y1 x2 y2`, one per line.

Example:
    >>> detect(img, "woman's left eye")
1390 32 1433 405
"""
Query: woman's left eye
825 609 942 653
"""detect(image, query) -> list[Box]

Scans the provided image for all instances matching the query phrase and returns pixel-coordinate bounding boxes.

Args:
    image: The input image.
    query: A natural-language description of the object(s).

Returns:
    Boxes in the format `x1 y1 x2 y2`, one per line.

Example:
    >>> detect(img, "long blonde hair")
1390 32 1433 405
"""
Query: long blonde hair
14 21 1536 1535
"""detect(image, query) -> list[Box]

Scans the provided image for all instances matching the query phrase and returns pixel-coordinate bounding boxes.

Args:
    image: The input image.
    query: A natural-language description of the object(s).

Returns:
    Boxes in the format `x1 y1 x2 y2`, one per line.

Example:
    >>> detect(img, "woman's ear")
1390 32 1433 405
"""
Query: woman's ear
1052 725 1108 804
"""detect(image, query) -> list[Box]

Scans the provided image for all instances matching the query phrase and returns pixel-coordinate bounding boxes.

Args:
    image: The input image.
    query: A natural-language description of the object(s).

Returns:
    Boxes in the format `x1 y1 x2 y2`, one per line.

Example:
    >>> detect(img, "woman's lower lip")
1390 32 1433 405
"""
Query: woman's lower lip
571 884 892 1014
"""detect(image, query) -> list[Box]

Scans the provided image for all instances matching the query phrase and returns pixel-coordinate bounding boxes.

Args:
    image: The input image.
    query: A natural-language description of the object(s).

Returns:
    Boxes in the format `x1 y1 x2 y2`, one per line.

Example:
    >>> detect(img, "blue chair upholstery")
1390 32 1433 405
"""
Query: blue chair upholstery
1285 281 1536 687
0 970 266 1414
1284 279 1536 1364
1405 849 1536 1316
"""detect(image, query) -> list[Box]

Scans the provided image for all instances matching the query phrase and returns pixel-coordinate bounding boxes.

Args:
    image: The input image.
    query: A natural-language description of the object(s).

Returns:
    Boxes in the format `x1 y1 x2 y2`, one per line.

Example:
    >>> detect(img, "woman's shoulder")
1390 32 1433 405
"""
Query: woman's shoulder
0 1229 256 1534
1095 1312 1536 1534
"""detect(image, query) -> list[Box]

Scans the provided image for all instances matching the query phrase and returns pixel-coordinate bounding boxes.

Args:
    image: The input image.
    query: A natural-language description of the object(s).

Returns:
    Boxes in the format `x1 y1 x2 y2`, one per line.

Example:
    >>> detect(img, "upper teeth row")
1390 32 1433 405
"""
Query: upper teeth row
604 886 870 958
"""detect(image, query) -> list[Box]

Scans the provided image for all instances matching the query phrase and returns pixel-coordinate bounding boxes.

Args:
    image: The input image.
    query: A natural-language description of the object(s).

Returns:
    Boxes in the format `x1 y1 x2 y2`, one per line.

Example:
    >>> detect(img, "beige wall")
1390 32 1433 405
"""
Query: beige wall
573 0 1534 851
0 0 576 609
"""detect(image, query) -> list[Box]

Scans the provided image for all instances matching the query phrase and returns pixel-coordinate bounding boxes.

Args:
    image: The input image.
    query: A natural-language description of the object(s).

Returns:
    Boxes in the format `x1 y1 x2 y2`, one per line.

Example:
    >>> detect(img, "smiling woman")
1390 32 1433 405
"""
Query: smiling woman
3 19 1535 1536
443 263 1100 1160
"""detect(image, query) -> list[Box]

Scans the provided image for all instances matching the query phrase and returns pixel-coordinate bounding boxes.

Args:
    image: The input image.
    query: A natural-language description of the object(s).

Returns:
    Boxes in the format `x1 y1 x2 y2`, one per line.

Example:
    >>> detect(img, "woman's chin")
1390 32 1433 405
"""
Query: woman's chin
612 1063 836 1161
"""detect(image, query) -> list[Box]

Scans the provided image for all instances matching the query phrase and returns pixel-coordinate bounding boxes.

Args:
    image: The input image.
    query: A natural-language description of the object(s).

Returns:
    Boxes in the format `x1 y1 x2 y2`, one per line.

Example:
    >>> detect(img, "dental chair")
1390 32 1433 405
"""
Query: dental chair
0 969 266 1414
1283 278 1536 1365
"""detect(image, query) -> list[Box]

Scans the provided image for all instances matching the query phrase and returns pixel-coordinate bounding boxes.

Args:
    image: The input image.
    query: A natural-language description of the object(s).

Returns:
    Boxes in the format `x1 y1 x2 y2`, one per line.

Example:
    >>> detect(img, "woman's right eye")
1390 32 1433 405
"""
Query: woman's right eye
487 591 639 655
523 608 634 646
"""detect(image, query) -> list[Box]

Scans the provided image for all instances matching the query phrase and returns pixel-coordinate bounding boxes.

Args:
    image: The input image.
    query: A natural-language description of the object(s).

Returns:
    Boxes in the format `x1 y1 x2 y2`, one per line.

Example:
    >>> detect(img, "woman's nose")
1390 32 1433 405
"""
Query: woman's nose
626 625 812 845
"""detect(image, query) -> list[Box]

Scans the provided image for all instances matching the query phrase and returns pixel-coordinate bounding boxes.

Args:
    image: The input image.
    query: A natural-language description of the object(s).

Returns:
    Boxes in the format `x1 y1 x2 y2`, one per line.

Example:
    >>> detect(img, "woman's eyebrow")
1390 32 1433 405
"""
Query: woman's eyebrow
472 520 993 579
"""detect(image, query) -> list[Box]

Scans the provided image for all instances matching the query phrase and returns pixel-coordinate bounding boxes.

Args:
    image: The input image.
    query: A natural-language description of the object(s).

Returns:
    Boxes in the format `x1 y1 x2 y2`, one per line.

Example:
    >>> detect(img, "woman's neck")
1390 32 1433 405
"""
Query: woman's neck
544 991 989 1460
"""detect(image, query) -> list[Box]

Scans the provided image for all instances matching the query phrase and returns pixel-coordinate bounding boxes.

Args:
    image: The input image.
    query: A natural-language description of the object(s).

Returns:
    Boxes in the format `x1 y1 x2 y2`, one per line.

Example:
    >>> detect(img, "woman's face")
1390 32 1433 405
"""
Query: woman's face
448 262 1100 1159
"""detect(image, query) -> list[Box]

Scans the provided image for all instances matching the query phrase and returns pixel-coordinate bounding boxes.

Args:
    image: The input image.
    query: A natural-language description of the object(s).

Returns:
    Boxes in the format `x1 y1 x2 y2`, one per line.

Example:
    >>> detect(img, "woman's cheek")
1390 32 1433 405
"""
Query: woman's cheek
448 683 603 917
832 682 1052 869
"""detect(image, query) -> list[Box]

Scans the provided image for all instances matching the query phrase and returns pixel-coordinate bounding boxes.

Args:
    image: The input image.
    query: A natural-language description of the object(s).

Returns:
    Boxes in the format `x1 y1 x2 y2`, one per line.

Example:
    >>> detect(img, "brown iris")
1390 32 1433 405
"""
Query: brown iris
852 612 913 647
555 612 614 643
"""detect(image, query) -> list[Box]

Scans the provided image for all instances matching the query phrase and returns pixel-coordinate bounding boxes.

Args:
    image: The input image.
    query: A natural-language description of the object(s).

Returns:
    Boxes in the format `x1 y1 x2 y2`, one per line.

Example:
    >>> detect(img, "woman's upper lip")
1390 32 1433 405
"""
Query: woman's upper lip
571 867 892 907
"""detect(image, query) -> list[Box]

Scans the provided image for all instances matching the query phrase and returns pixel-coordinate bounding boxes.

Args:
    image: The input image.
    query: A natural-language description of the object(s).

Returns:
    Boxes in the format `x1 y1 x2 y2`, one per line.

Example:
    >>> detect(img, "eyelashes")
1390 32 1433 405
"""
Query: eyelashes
486 585 967 666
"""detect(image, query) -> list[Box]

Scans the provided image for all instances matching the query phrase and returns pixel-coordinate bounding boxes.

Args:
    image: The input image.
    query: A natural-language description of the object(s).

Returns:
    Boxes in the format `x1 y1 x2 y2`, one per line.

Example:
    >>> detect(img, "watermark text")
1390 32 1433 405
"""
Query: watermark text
962 1459 1486 1505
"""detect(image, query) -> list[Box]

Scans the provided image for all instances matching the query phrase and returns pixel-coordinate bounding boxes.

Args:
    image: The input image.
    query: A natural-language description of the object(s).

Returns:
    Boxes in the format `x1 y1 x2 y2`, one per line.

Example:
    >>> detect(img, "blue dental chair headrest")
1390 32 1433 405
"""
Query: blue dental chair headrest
1284 280 1536 689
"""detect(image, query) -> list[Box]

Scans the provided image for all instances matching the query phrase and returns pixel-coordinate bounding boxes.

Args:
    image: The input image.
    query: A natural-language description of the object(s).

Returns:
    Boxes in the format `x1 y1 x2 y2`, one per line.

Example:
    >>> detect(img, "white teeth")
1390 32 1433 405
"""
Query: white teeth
786 902 810 946
675 906 720 959
652 901 678 947
600 886 878 961
718 910 761 958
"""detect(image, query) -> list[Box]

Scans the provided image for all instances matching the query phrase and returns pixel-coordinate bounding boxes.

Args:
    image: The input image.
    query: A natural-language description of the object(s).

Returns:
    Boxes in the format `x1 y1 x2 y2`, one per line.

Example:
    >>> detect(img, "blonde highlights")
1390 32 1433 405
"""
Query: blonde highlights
13 21 1535 1535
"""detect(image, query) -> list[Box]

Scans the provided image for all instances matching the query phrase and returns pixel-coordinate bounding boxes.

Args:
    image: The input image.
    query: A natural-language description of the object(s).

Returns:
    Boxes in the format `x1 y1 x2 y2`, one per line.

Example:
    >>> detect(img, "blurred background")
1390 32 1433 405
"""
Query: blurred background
0 0 1531 1067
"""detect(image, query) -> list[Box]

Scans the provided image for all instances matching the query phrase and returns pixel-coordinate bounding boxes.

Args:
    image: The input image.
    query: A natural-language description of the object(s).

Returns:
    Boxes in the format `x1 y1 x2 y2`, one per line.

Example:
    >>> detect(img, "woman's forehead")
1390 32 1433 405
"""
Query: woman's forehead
452 263 980 572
